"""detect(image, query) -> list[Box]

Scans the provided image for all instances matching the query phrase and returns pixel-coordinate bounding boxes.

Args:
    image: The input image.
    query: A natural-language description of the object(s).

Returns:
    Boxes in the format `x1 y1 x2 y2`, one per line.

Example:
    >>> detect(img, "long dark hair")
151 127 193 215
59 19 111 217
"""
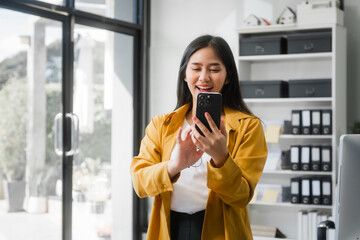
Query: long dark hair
175 35 252 115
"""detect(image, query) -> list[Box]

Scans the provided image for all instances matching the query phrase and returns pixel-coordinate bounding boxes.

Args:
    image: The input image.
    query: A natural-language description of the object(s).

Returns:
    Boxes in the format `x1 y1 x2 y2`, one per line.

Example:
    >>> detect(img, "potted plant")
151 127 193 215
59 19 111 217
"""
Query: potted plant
0 78 28 212
78 158 110 214
85 177 110 214
1 162 26 212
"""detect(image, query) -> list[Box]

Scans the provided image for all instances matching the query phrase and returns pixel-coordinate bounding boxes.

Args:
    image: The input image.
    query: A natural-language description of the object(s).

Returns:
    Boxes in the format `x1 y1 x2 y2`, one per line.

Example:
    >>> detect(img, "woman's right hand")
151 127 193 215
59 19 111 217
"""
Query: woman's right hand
167 127 204 178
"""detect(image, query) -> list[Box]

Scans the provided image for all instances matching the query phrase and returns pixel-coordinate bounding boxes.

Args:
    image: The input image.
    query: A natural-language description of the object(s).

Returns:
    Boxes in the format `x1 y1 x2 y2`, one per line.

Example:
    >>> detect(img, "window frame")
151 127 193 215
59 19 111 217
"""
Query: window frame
0 0 150 239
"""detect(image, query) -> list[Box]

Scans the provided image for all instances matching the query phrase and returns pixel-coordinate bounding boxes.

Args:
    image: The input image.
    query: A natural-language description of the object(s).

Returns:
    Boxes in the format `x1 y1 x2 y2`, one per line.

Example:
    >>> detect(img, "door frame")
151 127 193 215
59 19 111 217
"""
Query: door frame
0 0 150 239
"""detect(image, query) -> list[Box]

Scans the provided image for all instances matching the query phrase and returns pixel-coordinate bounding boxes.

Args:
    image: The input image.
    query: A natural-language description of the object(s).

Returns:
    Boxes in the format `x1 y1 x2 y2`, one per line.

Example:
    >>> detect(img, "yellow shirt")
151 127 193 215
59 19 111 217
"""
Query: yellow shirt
130 103 268 240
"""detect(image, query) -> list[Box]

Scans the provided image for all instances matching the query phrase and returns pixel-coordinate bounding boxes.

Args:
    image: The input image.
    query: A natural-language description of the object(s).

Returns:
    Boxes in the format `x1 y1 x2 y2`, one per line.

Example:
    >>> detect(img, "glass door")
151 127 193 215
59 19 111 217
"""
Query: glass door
0 9 63 240
0 1 147 239
71 24 134 240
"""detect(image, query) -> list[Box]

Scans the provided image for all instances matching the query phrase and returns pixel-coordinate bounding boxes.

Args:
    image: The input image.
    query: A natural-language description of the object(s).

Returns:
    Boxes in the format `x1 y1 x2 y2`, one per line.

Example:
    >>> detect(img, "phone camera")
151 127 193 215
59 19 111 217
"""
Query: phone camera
199 101 204 107
199 95 205 100
206 99 211 104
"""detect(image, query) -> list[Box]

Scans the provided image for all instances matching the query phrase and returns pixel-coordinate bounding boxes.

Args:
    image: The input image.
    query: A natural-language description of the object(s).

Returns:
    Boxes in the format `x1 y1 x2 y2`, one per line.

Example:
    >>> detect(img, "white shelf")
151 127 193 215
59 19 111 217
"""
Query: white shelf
249 201 333 210
237 23 334 34
238 52 332 62
280 134 332 139
254 237 295 240
244 97 332 104
262 170 332 176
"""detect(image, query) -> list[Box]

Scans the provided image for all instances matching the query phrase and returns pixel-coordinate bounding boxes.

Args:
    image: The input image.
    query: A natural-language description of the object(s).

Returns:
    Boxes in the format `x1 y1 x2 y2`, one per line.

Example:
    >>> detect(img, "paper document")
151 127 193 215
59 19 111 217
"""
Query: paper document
265 125 282 143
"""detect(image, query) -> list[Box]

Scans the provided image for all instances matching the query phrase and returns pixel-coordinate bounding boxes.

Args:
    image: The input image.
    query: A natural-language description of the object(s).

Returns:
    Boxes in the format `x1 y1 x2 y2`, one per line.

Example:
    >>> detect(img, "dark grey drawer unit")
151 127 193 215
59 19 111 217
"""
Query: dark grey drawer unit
287 32 332 54
288 79 331 98
240 36 286 56
240 80 289 98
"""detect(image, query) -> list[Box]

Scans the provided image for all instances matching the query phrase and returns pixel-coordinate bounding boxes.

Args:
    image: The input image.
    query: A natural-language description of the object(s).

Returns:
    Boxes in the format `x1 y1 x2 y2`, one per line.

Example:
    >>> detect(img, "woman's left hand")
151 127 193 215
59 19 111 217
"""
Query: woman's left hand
191 112 229 167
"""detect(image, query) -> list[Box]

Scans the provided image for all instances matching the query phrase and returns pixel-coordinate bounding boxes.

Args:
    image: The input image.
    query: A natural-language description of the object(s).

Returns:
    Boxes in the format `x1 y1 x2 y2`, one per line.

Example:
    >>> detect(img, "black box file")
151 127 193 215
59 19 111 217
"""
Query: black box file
240 80 288 98
301 178 312 204
290 178 301 203
240 36 286 56
290 146 301 171
288 79 331 98
321 146 332 171
287 32 331 54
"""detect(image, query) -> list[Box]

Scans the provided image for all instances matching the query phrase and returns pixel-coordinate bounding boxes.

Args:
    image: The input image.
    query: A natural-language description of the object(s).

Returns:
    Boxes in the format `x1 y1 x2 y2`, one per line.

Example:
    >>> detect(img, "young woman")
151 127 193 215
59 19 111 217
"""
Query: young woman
130 35 268 240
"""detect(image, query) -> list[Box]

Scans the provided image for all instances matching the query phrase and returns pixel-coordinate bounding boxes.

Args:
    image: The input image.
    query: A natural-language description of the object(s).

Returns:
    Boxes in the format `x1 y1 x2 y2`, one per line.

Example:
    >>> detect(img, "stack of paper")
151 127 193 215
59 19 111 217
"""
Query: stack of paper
251 224 286 238
264 150 282 170
251 184 283 203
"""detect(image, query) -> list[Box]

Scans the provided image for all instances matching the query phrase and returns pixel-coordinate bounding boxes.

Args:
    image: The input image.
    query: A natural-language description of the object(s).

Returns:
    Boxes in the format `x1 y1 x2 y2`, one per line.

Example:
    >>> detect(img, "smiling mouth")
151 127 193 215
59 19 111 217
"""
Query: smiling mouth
196 86 213 91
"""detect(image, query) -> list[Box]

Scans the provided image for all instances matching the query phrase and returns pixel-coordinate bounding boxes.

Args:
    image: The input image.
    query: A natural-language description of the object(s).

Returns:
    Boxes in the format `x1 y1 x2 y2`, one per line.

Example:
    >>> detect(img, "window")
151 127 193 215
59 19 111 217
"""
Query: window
0 1 148 239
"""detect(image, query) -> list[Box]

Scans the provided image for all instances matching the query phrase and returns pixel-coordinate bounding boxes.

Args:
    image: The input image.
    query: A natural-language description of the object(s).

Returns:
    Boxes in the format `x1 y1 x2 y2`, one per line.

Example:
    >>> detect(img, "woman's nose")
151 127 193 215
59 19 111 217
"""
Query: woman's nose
198 70 210 81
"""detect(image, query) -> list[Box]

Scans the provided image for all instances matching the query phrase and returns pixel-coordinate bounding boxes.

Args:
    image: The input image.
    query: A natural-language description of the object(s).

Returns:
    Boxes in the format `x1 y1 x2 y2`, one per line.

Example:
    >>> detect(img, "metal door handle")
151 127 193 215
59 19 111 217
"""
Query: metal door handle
54 113 63 156
54 113 79 156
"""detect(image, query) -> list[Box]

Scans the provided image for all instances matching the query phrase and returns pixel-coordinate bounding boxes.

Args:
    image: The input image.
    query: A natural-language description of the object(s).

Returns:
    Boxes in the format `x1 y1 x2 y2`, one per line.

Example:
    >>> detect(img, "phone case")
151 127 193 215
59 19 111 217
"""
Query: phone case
195 92 222 136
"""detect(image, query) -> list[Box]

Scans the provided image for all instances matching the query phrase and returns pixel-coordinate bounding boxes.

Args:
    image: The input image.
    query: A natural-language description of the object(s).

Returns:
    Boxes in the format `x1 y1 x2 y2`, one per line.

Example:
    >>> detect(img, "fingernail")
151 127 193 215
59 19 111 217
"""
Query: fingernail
193 116 197 121
205 112 209 117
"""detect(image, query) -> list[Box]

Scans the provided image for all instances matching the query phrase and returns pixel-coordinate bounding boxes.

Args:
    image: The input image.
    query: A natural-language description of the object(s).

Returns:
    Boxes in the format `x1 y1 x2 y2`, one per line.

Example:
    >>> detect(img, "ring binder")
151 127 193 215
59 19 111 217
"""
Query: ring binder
301 146 311 171
321 146 332 171
301 110 311 134
321 110 332 134
321 177 332 205
291 146 301 171
291 177 301 203
311 146 321 171
311 110 322 134
311 178 322 205
291 110 302 134
301 178 312 204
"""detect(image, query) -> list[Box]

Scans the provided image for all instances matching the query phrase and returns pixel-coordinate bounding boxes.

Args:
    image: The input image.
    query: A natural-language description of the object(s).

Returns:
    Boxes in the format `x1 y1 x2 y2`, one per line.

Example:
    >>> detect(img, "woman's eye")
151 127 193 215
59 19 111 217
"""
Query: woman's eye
210 69 220 72
192 68 201 71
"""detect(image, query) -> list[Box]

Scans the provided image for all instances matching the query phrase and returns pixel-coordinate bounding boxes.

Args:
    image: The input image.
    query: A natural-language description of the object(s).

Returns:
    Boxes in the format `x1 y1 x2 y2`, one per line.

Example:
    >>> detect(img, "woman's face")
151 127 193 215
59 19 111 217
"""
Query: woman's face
184 46 228 103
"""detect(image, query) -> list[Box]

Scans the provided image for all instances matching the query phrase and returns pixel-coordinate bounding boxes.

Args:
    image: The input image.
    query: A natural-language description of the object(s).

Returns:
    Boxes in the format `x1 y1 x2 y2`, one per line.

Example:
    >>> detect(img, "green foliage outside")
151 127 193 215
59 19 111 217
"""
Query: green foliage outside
0 78 27 181
0 39 111 188
0 51 26 90
77 84 111 164
75 40 111 164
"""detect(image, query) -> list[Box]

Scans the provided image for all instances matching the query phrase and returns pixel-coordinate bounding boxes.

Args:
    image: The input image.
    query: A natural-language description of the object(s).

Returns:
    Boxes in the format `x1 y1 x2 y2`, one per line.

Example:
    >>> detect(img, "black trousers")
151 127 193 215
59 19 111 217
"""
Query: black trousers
170 210 205 240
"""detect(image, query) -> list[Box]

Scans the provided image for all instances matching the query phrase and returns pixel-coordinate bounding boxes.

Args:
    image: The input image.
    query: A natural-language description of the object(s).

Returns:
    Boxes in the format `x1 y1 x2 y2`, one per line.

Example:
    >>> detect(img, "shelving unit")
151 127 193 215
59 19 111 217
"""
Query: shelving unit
245 97 332 104
237 24 346 239
249 202 333 211
279 135 333 140
262 170 332 176
238 52 332 61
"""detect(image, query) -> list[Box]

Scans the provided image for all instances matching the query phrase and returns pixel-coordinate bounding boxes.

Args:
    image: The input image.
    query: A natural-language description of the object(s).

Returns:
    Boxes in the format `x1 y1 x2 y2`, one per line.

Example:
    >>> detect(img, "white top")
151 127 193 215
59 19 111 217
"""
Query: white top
170 120 211 214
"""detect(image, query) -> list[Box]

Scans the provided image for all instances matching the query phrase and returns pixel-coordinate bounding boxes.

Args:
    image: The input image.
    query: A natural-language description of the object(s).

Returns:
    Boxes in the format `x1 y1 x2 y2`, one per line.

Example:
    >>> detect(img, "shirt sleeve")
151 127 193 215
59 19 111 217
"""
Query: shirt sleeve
207 117 268 207
130 116 174 198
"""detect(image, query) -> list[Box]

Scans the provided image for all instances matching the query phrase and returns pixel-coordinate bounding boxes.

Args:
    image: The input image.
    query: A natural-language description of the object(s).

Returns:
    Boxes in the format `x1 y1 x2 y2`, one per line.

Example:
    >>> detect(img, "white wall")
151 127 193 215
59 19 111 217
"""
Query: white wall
150 0 241 116
344 0 360 130
150 0 360 130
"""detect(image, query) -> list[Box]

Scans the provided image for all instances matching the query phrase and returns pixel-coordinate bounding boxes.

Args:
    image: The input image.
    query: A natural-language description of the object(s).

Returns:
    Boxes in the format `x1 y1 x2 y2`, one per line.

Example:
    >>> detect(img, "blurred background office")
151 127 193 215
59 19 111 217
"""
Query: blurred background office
0 0 359 240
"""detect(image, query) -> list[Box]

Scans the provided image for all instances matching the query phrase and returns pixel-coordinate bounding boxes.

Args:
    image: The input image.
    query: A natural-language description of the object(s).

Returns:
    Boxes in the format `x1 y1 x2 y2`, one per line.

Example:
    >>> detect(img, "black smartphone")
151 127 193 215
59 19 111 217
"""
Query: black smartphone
195 92 222 136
